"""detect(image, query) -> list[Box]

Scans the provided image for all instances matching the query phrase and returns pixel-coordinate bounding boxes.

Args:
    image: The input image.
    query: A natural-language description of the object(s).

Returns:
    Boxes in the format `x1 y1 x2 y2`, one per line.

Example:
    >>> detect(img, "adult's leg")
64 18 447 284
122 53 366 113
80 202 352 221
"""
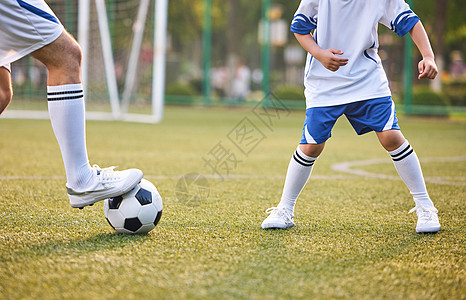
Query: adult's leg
31 31 143 208
31 31 93 191
30 31 81 85
0 67 13 114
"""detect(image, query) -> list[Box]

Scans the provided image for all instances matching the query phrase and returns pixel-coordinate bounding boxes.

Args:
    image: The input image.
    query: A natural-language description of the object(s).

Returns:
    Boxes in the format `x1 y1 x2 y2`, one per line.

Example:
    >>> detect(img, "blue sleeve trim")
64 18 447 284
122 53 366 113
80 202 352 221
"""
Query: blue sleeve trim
390 10 419 37
290 14 316 35
396 16 419 36
16 0 59 24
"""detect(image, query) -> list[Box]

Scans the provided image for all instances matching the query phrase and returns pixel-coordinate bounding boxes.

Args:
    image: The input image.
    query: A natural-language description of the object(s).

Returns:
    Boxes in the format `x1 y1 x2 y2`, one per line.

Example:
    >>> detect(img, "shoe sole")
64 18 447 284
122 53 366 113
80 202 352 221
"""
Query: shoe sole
69 170 143 208
416 225 441 233
261 222 294 229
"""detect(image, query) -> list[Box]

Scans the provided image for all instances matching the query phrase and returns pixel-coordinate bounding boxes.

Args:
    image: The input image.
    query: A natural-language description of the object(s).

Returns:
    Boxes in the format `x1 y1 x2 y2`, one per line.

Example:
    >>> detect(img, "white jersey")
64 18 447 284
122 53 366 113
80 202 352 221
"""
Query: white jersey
0 0 64 69
291 0 420 108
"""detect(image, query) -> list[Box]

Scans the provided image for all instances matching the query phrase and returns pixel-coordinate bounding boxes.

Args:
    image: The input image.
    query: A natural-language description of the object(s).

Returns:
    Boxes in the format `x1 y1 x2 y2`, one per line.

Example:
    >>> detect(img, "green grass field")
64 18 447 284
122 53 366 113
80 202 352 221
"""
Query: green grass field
1 106 465 299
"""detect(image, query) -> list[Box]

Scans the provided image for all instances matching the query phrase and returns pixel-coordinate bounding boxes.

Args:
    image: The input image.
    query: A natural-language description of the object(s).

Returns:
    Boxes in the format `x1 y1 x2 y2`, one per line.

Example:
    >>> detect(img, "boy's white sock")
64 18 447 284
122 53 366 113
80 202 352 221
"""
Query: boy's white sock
47 84 93 190
388 140 434 208
277 146 317 216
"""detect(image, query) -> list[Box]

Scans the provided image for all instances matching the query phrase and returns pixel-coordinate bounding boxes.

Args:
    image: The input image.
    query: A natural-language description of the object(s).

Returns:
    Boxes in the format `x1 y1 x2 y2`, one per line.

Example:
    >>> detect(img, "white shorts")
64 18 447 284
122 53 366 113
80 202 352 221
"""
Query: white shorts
0 0 64 67
2 64 11 72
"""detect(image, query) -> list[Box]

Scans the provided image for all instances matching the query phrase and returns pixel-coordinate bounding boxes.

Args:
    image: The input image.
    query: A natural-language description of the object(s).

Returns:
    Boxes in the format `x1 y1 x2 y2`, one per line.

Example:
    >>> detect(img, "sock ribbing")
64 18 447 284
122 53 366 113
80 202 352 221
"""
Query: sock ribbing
293 147 316 167
389 140 413 161
47 84 84 100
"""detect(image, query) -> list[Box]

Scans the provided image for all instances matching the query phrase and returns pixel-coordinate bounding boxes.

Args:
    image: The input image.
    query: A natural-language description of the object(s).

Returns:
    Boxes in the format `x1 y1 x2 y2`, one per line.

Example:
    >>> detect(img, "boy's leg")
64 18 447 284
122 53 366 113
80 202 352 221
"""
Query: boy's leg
278 143 324 214
376 129 440 233
0 66 12 114
31 32 142 208
261 143 323 229
261 105 342 229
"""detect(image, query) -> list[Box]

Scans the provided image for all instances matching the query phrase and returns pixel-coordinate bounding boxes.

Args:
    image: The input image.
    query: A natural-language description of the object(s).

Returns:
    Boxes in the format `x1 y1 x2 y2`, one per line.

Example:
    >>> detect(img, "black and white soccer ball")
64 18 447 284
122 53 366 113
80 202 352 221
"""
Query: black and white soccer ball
104 179 163 234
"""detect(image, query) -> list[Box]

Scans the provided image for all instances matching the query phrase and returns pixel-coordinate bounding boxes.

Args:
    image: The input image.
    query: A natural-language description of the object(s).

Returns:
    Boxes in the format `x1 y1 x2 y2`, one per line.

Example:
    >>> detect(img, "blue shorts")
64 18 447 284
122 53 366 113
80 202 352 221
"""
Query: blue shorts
300 96 400 144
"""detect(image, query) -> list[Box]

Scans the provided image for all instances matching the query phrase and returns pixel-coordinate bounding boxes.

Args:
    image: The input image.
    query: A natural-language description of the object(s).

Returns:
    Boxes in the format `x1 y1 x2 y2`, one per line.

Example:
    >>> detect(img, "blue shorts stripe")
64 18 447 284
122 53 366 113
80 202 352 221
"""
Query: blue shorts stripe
16 0 59 24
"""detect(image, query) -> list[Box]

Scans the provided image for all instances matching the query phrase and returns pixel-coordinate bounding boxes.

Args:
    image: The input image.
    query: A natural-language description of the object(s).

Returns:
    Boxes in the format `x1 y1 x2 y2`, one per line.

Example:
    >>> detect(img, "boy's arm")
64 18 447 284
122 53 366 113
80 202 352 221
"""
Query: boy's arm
409 21 438 79
294 33 348 72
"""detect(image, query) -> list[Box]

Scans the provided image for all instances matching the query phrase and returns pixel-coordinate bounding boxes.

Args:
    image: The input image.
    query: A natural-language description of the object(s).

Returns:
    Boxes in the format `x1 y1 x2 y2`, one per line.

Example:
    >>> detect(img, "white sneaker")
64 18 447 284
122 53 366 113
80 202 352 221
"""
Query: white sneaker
409 204 441 233
261 207 295 229
67 165 143 208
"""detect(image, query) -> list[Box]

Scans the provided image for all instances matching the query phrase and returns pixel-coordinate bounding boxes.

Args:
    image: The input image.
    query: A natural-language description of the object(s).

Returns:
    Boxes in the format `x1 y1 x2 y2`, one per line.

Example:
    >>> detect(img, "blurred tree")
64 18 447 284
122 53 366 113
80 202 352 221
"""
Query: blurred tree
432 0 448 91
414 0 466 89
434 0 448 60
167 0 203 47
163 0 465 89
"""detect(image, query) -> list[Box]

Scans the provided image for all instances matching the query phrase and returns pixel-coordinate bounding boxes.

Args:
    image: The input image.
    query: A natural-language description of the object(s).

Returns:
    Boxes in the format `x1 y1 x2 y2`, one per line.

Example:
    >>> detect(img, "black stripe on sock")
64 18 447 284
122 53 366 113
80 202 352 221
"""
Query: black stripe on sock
295 151 314 164
293 154 314 166
293 152 315 167
47 90 83 96
392 149 414 161
390 144 411 159
47 95 83 101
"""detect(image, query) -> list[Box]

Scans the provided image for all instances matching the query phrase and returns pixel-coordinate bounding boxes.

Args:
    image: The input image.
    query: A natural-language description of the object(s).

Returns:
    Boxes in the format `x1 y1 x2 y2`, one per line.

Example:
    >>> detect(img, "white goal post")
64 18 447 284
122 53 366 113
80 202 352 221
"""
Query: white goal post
79 0 168 123
3 0 168 124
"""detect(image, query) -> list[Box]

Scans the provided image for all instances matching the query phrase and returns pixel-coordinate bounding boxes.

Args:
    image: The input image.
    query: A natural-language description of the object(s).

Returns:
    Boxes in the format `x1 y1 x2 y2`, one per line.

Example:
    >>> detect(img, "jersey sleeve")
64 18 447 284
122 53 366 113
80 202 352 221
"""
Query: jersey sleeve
290 0 318 35
380 0 420 37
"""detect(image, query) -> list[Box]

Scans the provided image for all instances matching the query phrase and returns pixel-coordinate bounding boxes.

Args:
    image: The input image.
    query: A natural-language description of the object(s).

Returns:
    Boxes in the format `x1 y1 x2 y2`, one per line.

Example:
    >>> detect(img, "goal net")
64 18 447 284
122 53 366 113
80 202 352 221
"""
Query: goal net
3 0 167 123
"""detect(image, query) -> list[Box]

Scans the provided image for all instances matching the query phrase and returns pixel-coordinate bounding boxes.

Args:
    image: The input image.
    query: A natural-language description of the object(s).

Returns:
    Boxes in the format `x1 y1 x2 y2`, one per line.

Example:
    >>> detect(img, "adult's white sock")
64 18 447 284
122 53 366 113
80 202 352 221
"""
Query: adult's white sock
47 84 93 190
277 146 317 216
388 140 434 208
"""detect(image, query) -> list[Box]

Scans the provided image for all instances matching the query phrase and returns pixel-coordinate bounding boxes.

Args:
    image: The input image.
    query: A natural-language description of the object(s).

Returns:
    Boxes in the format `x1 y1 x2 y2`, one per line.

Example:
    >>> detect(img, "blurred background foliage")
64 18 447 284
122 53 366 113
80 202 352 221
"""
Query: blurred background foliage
10 0 466 115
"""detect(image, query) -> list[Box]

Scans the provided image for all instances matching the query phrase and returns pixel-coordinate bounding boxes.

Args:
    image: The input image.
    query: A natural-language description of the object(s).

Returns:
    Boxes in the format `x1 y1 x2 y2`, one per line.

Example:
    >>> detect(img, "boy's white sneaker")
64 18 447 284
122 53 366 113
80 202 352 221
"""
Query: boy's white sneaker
67 165 143 208
409 204 441 233
261 207 295 229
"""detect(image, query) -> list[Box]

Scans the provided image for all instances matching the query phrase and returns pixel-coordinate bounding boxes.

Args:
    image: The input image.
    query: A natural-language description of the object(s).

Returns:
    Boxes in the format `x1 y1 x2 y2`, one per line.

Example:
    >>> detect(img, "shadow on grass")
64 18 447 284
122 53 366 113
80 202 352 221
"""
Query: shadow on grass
2 232 151 260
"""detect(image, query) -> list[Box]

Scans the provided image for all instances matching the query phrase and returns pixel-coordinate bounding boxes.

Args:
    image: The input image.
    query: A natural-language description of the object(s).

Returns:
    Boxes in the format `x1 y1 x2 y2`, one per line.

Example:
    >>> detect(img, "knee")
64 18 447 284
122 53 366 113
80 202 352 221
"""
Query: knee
0 86 12 114
59 37 82 72
377 130 405 151
382 139 405 151
298 143 325 158
67 39 82 68
35 32 82 72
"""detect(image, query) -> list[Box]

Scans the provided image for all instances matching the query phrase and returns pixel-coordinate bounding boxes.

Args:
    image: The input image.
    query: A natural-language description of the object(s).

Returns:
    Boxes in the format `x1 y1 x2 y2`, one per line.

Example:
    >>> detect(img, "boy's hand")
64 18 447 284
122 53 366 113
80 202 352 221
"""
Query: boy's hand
315 49 348 72
418 57 438 79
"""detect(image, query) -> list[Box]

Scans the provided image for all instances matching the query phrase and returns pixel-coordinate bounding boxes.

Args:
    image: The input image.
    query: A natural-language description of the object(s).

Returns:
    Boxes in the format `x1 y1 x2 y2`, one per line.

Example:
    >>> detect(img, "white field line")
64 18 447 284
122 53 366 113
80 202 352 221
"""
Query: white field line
331 156 466 186
1 157 464 186
0 174 351 180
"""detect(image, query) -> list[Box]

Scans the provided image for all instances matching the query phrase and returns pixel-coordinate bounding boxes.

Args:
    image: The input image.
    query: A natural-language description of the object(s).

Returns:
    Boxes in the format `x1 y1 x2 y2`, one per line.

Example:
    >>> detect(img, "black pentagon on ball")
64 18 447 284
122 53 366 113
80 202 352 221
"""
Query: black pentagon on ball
107 195 124 209
124 217 143 232
135 188 152 205
154 210 163 226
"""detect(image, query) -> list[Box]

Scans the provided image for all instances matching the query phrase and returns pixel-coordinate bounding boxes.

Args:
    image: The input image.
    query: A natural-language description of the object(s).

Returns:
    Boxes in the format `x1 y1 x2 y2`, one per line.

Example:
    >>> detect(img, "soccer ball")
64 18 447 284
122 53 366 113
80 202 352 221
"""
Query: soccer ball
104 179 163 234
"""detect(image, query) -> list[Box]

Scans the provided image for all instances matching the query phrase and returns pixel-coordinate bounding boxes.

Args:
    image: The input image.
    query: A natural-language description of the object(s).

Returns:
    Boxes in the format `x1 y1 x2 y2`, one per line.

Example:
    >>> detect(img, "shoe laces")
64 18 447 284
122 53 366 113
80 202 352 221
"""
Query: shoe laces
265 207 294 223
93 164 120 182
408 204 438 222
